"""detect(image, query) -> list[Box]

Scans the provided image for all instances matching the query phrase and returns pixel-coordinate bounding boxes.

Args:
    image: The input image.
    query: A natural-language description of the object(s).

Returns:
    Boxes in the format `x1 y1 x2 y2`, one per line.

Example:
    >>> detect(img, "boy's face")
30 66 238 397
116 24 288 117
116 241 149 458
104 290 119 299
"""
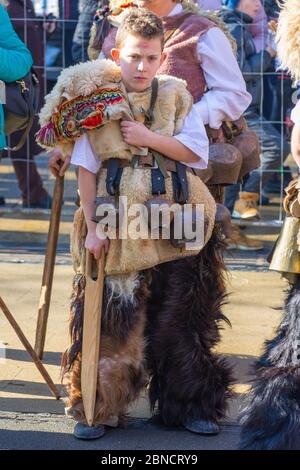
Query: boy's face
111 33 165 92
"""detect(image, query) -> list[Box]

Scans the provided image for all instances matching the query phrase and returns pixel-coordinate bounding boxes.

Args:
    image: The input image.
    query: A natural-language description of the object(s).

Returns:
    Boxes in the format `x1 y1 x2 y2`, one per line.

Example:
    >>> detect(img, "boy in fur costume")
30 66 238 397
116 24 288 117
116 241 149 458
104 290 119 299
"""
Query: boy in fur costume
87 0 261 252
87 0 250 435
45 0 253 440
38 7 223 440
239 0 300 450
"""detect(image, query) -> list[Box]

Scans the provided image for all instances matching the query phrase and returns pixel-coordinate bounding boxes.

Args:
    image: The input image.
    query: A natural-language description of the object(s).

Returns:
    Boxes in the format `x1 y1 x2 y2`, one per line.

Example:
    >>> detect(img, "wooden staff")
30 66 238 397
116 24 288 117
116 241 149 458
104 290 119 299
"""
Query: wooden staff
0 295 60 400
34 174 64 359
81 249 105 426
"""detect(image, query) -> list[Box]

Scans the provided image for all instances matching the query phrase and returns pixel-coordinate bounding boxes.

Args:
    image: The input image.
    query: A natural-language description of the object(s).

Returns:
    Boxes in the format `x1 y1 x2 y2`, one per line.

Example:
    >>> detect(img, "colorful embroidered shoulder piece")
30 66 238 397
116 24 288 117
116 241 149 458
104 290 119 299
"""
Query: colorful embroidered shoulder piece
36 86 125 148
94 2 136 24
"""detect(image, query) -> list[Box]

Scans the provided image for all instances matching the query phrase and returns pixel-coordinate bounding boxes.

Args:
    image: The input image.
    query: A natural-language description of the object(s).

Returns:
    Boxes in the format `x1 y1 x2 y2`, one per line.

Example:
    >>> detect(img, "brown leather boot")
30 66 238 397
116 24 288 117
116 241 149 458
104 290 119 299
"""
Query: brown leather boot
232 191 260 220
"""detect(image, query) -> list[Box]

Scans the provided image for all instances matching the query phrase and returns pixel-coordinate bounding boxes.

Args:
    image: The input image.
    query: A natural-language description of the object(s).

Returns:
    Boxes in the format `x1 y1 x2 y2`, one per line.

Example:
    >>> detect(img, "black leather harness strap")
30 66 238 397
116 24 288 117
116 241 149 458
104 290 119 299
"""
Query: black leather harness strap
144 78 167 195
105 78 190 201
144 78 189 202
106 158 123 196
143 77 159 129
172 162 189 204
151 166 166 195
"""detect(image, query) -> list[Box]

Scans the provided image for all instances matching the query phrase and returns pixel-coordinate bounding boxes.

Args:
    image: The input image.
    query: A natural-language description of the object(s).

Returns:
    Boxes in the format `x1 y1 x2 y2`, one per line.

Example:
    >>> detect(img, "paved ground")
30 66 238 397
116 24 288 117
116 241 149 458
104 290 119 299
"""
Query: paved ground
0 261 285 450
0 155 287 450
0 412 241 450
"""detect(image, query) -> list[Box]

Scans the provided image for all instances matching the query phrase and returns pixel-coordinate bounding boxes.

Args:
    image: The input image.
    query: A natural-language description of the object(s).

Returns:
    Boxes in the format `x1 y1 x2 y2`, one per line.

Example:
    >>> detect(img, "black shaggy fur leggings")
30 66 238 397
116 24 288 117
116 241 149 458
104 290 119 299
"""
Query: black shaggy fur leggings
145 228 234 426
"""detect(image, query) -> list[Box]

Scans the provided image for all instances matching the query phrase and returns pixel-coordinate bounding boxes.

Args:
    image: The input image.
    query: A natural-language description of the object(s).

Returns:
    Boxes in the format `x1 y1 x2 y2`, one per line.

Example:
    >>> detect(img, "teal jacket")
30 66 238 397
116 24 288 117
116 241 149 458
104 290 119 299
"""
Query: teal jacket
0 5 33 149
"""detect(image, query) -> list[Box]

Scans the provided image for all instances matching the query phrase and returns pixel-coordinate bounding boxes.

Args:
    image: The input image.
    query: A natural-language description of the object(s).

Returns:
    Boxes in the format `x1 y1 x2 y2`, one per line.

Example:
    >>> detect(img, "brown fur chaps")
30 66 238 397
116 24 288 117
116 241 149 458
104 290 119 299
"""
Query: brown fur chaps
61 270 152 426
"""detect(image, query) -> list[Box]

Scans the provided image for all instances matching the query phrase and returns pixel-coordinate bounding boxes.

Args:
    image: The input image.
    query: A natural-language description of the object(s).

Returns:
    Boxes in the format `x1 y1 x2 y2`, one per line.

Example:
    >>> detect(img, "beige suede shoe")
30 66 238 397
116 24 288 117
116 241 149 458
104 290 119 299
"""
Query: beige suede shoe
232 191 260 220
225 225 263 251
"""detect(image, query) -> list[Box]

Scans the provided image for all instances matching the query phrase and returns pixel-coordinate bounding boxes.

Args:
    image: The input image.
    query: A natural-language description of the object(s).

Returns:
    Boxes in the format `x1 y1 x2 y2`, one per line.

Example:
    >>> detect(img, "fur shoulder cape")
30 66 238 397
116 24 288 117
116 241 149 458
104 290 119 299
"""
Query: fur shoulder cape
39 58 188 126
37 58 190 152
37 59 124 154
276 0 300 83
39 59 122 127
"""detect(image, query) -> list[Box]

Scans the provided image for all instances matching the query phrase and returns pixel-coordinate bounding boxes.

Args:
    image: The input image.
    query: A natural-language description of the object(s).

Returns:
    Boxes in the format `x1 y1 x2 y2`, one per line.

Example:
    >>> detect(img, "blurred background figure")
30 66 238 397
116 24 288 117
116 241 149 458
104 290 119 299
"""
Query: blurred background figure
2 0 57 208
44 0 79 90
1 0 80 208
263 0 280 19
0 0 33 205
261 0 294 200
221 0 290 227
195 0 221 8
72 0 97 64
248 0 268 53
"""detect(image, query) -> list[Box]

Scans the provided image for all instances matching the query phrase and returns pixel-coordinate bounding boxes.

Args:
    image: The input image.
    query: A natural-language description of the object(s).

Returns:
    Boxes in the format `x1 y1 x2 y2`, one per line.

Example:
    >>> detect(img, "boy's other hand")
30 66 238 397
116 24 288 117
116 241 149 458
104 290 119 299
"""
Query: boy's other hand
121 120 152 147
85 230 109 260
48 148 71 177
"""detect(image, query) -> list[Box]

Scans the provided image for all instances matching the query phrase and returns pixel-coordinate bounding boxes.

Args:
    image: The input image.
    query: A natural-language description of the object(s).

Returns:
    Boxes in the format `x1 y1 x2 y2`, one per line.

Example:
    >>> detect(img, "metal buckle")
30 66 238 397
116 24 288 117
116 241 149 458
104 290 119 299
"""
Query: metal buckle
133 155 158 170
150 157 159 170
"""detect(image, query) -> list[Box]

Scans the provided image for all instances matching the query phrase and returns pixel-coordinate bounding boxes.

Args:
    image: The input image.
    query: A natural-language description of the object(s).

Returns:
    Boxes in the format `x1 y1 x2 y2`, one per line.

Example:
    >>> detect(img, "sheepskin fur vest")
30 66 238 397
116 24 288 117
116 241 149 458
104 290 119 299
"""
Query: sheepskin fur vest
37 59 216 275
37 59 144 159
159 13 216 103
37 59 192 159
88 71 194 163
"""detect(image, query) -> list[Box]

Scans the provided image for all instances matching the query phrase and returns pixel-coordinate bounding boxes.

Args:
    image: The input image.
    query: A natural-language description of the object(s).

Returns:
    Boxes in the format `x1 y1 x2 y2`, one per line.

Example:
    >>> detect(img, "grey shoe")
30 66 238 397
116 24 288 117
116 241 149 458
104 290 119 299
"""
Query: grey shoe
73 422 105 440
183 418 220 435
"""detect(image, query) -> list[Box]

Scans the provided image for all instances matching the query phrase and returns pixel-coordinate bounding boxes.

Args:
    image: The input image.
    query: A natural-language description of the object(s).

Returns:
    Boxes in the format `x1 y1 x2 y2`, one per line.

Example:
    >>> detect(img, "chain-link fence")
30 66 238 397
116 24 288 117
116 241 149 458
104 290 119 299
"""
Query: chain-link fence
0 0 297 232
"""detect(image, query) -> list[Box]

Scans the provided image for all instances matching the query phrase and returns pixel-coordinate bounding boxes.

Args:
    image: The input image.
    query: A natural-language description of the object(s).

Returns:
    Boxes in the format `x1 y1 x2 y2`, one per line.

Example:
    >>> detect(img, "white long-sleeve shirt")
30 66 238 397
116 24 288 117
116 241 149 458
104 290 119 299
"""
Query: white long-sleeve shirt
291 100 300 125
71 3 251 172
168 3 251 129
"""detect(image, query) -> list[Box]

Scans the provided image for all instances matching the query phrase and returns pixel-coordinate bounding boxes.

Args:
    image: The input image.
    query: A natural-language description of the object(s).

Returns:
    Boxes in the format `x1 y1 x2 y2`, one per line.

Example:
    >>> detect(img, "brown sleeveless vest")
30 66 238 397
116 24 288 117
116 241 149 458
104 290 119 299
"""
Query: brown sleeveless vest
159 12 216 103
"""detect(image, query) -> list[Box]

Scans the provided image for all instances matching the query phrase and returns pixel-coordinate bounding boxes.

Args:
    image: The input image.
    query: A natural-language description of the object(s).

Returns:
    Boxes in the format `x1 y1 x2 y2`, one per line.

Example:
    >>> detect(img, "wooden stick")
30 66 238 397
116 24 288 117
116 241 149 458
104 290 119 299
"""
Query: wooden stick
0 295 61 400
34 175 64 359
81 249 105 426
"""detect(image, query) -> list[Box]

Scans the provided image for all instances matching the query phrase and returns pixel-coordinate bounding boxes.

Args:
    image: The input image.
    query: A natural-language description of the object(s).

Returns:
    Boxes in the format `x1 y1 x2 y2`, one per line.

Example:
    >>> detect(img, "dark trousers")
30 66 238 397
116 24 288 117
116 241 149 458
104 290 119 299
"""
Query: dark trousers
5 120 48 204
10 153 48 205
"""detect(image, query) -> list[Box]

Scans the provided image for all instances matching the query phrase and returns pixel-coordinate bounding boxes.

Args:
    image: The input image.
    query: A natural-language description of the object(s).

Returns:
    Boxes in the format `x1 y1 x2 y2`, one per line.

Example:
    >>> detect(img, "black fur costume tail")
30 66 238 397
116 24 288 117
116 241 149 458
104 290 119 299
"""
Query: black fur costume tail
145 228 234 426
239 277 300 450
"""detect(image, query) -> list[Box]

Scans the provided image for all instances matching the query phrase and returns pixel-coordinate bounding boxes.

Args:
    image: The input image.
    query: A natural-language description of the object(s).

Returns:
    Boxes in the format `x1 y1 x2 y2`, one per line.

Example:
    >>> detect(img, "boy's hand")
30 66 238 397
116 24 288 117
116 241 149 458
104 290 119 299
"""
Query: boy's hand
121 120 152 147
48 148 71 177
85 229 109 260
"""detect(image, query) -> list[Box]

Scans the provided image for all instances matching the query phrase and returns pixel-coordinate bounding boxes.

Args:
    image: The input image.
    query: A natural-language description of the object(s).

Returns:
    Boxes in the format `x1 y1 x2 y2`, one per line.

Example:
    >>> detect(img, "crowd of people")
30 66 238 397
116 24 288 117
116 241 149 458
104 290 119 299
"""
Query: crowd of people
0 0 295 252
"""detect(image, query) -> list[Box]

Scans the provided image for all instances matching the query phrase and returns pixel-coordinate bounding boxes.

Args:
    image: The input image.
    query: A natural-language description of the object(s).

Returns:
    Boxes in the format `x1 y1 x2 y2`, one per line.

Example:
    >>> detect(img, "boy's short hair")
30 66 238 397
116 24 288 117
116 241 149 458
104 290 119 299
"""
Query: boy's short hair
115 8 164 50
